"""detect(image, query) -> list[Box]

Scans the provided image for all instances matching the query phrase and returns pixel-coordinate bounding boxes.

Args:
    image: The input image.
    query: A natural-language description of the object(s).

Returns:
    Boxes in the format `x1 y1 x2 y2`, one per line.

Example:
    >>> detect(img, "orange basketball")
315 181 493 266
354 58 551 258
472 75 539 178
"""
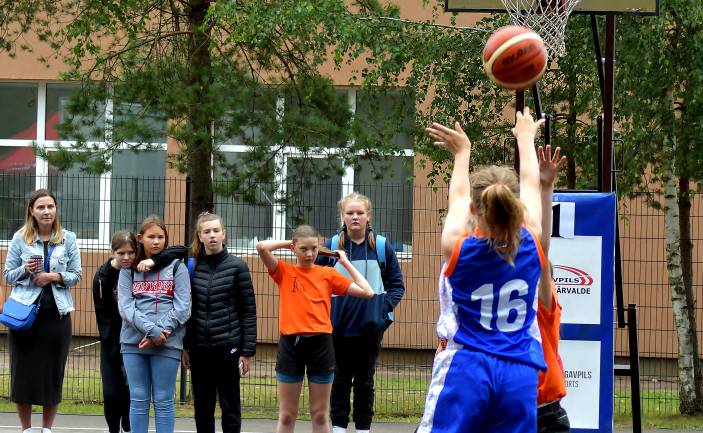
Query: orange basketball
482 25 548 90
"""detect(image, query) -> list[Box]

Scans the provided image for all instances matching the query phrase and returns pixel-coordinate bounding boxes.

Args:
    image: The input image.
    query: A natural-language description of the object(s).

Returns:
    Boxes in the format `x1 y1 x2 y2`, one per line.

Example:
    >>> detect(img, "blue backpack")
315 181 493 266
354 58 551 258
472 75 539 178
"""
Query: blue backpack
330 233 387 281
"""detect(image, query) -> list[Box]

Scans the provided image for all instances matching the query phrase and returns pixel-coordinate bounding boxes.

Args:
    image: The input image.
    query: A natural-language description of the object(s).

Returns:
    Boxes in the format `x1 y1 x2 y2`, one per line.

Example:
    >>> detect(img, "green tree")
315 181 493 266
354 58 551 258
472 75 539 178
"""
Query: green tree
0 0 412 223
615 0 703 414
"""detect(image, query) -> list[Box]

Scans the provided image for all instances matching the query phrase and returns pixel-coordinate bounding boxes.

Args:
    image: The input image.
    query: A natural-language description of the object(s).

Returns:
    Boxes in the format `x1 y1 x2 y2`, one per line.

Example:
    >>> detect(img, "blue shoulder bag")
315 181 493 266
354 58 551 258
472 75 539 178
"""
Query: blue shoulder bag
0 293 42 331
0 244 53 331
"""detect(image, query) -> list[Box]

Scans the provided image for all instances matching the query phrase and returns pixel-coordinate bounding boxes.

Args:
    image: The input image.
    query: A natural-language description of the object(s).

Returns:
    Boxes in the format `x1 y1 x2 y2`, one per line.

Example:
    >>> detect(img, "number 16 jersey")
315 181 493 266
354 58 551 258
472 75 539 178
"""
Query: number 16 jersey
438 226 547 371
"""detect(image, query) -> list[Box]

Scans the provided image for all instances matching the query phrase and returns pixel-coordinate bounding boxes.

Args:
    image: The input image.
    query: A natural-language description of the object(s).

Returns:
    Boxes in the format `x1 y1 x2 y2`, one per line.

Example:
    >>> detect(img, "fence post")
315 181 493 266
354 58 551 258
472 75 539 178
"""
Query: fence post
180 176 192 404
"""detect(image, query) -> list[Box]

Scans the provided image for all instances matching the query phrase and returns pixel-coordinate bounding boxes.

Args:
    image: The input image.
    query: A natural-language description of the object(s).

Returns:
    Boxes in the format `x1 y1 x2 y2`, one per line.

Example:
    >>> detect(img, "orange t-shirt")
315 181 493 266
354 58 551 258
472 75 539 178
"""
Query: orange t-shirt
269 260 352 335
537 282 567 404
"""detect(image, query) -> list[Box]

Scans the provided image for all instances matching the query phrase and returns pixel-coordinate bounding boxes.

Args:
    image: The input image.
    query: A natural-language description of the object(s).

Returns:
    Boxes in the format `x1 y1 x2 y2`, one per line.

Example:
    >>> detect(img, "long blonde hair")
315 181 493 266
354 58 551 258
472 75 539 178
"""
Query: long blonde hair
471 166 525 264
190 212 225 261
21 189 64 245
337 192 376 251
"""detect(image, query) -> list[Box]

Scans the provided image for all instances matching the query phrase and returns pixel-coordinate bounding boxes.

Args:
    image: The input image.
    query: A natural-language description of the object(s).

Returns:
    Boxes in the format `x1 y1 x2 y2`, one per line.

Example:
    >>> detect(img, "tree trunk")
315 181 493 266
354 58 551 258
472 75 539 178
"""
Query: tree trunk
186 0 214 229
677 175 703 408
664 167 702 414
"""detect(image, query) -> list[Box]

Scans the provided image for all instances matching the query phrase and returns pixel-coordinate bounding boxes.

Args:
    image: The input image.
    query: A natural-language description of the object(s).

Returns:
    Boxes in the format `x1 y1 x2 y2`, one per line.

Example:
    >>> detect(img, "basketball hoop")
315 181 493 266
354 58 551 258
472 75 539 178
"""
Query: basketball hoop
499 0 582 57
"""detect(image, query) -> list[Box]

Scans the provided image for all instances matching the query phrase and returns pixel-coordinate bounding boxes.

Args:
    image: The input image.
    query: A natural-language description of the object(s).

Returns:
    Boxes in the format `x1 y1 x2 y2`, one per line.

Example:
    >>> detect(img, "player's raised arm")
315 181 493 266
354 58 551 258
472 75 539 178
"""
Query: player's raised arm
512 107 545 239
426 121 472 262
538 145 567 308
256 239 292 273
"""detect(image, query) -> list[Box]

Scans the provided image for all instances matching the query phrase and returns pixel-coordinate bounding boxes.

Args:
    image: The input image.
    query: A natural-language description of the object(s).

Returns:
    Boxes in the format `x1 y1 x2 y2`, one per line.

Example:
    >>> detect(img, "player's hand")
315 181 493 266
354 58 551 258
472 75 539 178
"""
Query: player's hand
138 337 154 349
538 145 567 186
181 350 191 369
512 107 545 140
32 272 56 287
336 250 349 265
239 356 252 377
426 122 471 156
153 332 167 346
137 258 155 273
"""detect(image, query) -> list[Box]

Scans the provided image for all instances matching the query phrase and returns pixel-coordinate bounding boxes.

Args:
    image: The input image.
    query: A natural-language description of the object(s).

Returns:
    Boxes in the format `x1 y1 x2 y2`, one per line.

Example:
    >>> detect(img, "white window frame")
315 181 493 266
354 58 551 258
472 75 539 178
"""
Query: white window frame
0 80 167 250
215 89 415 258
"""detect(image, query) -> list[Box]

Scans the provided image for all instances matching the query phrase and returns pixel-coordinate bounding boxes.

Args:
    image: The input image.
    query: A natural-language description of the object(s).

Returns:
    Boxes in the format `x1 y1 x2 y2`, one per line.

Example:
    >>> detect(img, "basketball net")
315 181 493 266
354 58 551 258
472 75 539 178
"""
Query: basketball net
500 0 582 57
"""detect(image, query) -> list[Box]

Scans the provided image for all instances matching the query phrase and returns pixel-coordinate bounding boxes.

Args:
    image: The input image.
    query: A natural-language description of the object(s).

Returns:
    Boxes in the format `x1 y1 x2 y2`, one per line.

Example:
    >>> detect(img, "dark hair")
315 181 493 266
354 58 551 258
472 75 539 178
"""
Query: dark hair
111 230 136 252
471 166 524 264
134 215 169 267
22 189 63 244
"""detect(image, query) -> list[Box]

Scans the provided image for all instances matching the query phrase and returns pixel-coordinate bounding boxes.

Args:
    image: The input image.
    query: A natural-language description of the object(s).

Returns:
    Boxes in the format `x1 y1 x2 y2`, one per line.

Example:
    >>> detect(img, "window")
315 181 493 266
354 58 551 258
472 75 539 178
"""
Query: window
46 84 106 141
214 152 274 249
110 150 167 234
354 157 414 252
0 147 36 239
0 82 168 246
285 157 344 238
215 88 415 254
48 158 101 239
0 83 37 140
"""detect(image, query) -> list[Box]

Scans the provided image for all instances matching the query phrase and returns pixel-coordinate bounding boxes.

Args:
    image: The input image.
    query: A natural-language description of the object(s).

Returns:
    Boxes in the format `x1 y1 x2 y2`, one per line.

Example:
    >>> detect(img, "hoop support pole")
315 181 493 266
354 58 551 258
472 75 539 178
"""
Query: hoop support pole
590 14 606 108
514 90 525 173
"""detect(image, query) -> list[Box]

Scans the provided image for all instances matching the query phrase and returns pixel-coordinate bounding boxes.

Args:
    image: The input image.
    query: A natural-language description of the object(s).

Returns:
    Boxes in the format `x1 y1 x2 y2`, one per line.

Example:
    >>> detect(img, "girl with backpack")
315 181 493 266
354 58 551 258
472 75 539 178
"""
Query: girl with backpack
316 192 405 433
117 215 191 433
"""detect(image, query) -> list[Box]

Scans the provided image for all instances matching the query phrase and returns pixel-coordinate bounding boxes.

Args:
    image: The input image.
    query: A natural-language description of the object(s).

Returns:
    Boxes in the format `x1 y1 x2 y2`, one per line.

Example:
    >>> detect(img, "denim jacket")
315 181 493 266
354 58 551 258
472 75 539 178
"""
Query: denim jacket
3 229 82 316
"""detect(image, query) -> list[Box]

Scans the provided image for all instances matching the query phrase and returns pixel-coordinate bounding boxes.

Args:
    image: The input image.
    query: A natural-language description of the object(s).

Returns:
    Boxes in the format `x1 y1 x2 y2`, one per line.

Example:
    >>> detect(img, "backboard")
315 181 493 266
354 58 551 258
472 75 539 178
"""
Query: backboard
445 0 659 15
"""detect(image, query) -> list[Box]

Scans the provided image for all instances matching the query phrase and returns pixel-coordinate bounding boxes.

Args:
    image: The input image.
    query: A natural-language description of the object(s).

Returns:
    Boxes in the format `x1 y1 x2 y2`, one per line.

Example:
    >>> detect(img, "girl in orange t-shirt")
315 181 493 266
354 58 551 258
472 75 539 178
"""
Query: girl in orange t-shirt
256 224 374 433
537 145 570 433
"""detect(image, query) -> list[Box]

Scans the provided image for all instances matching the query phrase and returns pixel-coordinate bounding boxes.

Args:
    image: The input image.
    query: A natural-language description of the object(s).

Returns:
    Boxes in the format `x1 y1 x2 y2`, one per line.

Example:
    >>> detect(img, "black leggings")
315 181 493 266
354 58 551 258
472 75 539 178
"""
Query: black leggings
100 344 130 433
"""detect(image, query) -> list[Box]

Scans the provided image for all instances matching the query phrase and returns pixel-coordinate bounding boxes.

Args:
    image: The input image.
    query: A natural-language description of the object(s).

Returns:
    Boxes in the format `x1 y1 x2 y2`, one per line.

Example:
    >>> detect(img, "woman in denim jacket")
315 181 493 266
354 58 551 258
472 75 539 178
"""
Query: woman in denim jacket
2 189 82 433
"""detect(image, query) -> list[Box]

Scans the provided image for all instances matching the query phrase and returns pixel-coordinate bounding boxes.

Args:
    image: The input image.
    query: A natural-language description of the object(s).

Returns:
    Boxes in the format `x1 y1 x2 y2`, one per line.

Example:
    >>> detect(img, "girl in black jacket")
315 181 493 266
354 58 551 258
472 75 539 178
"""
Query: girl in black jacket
182 212 256 433
92 231 187 433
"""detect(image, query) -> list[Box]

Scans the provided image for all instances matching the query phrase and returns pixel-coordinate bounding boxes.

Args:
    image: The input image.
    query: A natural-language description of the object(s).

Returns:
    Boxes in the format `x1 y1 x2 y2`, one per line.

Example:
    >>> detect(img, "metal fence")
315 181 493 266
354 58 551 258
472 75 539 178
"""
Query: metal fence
0 174 701 420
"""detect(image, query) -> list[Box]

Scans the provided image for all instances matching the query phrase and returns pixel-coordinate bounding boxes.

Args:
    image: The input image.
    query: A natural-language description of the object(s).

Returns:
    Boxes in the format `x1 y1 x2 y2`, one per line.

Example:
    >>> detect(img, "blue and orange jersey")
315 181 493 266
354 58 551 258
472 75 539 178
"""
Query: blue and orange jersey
438 225 547 370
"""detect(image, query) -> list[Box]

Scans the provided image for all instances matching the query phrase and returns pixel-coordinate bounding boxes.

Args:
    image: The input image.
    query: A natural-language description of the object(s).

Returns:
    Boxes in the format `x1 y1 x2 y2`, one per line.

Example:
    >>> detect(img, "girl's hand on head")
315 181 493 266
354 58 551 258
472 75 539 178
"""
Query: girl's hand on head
336 250 349 265
426 121 471 156
136 259 154 273
538 145 567 186
511 107 545 140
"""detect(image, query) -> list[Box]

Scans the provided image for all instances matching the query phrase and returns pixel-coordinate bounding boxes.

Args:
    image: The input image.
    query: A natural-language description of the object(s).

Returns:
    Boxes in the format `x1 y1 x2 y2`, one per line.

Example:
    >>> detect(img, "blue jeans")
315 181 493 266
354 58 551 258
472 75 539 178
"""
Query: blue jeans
122 353 180 433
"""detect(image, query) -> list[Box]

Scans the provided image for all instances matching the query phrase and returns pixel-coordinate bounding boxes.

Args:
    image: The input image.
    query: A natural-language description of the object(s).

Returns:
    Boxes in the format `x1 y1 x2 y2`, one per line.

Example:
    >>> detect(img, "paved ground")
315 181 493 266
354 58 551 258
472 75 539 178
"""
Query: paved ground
0 412 698 433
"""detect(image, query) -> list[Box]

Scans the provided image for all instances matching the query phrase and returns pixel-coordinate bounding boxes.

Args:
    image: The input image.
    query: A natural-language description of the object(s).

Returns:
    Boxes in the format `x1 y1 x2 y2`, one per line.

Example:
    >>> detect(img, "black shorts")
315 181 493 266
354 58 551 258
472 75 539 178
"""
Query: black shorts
276 333 335 384
537 400 571 433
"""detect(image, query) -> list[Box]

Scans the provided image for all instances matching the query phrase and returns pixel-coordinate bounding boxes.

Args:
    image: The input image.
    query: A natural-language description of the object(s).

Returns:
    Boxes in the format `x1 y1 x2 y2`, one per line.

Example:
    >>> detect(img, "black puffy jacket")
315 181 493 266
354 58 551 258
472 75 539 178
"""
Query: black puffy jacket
184 249 257 356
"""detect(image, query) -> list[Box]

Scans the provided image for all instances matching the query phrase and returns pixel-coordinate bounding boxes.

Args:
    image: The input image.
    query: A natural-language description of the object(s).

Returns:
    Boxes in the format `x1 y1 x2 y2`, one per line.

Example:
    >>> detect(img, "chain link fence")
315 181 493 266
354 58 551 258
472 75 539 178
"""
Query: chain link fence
0 174 701 419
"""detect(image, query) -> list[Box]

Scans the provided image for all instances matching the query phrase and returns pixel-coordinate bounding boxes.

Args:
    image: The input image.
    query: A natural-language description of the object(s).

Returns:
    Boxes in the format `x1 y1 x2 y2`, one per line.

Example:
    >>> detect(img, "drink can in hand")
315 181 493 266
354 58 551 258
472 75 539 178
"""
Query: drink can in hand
29 254 43 272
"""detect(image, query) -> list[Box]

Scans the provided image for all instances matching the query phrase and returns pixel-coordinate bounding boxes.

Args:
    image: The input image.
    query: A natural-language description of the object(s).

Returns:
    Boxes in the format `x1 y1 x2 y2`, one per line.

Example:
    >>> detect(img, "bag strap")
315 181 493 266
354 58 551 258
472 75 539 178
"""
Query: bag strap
186 257 195 280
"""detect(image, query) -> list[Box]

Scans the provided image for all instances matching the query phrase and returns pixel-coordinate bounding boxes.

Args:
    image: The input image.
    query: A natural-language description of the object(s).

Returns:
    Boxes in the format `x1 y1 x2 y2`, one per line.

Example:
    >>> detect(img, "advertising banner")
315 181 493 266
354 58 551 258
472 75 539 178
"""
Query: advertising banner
549 192 616 433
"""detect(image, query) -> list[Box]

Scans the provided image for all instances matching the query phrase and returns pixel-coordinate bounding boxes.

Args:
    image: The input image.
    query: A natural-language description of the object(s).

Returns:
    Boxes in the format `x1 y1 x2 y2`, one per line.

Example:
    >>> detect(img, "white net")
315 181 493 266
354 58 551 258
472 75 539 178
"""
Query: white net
500 0 582 58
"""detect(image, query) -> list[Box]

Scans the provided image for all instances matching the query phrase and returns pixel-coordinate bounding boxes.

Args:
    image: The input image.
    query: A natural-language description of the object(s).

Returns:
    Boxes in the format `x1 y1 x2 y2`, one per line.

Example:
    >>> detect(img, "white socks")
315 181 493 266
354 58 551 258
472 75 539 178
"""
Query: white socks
42 429 52 433
357 430 370 433
22 429 32 433
332 427 347 433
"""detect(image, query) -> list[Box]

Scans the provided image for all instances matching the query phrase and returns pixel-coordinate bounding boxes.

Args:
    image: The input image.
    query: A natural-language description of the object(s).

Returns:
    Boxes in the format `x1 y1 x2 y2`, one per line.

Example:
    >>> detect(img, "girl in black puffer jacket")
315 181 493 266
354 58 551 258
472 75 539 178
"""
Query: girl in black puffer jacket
181 212 257 433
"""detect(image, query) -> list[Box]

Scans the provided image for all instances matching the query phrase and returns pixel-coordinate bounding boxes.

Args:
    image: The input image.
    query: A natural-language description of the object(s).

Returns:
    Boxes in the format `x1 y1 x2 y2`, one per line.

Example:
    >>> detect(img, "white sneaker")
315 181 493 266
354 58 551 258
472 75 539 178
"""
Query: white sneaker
332 427 347 433
22 428 32 433
41 429 51 433
357 430 370 433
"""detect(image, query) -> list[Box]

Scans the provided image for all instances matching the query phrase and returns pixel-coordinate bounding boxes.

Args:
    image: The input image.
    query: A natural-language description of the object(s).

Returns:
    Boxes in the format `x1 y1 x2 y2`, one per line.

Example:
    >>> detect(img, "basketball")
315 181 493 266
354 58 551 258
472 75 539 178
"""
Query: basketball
482 25 548 90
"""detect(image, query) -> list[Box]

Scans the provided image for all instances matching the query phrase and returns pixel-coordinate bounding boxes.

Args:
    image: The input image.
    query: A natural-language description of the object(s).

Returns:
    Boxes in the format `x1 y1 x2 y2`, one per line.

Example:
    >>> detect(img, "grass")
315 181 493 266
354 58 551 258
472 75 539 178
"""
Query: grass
0 370 700 429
